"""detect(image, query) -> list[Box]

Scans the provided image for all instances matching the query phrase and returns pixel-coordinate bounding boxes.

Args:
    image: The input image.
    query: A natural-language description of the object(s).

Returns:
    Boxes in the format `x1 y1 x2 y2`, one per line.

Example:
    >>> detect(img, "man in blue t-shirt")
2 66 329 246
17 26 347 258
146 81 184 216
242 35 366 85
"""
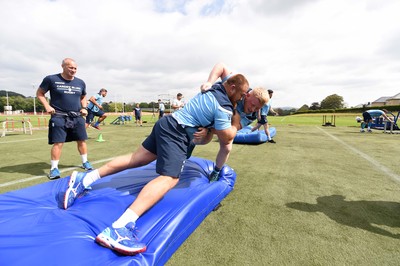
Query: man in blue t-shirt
198 63 269 179
158 99 165 119
61 65 249 256
251 89 277 143
36 58 92 180
360 109 392 132
200 63 269 130
86 88 108 130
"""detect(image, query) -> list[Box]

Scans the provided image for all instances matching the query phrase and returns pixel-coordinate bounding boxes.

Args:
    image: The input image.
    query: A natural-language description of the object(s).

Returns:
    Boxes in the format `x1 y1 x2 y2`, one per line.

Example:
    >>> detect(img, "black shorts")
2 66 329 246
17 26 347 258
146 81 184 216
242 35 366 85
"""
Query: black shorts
48 116 88 144
86 109 105 124
142 116 190 178
257 115 268 125
362 111 372 122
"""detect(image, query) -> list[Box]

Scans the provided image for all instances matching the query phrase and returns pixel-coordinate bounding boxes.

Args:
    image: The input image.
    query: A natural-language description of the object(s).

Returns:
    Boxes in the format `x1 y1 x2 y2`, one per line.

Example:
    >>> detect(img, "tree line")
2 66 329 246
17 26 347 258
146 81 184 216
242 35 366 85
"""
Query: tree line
296 94 345 112
0 91 346 115
0 90 168 113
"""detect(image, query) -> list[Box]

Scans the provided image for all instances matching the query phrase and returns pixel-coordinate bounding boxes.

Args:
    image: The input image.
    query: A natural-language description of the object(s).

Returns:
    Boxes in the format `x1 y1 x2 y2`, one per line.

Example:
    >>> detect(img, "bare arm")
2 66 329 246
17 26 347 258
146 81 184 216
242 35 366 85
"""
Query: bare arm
193 127 214 145
212 111 241 168
172 100 180 110
214 126 237 146
80 95 88 116
270 106 277 115
36 88 55 114
383 113 393 122
200 62 232 91
230 110 242 131
193 111 241 146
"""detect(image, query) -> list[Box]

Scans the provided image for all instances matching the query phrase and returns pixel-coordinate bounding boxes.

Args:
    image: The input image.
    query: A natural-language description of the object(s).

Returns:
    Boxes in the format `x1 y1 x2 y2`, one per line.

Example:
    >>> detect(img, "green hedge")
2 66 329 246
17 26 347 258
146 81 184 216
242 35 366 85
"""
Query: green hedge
295 105 400 114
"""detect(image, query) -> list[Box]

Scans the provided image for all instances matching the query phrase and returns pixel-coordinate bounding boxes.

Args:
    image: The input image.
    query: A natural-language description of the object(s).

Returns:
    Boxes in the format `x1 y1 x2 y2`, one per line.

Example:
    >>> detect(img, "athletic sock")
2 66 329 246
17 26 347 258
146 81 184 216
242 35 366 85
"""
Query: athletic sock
50 160 59 170
112 209 139 228
82 169 101 187
81 154 88 163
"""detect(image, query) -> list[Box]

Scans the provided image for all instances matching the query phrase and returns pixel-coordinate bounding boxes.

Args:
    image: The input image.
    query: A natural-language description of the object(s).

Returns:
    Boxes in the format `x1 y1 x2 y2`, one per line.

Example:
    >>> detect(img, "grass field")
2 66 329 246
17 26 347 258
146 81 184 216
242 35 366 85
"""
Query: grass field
1 113 400 265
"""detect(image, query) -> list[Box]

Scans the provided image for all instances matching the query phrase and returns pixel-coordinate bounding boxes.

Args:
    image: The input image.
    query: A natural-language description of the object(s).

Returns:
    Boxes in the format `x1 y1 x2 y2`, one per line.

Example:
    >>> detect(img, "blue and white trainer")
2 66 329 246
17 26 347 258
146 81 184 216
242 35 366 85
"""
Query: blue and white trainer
82 161 93 170
63 171 87 209
48 168 61 180
95 222 147 256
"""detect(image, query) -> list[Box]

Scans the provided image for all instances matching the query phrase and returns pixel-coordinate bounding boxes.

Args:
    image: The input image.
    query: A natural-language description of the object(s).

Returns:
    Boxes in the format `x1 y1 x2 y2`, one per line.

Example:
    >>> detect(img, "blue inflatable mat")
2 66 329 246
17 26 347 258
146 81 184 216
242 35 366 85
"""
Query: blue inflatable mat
0 157 236 266
233 125 276 144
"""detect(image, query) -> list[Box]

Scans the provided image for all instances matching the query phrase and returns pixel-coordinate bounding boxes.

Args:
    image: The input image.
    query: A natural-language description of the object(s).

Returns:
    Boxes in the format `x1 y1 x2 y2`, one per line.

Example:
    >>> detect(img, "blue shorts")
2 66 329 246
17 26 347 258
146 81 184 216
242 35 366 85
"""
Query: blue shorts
48 115 88 144
362 111 372 122
135 115 141 121
86 109 105 124
257 115 268 125
142 116 190 178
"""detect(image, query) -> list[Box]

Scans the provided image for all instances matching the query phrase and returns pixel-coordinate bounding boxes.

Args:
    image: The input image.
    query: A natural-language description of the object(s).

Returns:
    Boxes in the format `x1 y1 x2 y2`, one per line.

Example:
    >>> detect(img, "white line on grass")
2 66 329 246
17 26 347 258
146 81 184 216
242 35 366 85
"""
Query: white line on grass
0 137 47 144
0 129 127 145
316 126 400 183
0 157 116 188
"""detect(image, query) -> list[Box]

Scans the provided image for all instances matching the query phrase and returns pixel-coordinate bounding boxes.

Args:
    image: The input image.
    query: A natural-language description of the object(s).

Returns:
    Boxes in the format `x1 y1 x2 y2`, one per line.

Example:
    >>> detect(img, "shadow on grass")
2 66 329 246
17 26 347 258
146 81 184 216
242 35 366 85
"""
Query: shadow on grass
0 162 76 176
286 195 400 239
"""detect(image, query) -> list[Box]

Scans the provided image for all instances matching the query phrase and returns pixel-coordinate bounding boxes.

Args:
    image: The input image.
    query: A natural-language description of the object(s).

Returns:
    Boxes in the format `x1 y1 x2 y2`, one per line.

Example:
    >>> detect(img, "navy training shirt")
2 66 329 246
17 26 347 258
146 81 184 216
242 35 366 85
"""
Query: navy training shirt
40 74 86 113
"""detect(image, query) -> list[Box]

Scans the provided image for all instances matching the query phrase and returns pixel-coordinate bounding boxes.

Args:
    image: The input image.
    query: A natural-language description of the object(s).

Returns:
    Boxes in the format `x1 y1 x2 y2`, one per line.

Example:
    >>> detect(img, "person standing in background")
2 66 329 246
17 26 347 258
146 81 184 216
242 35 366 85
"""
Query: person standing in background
158 99 165 119
171 93 184 112
134 103 143 126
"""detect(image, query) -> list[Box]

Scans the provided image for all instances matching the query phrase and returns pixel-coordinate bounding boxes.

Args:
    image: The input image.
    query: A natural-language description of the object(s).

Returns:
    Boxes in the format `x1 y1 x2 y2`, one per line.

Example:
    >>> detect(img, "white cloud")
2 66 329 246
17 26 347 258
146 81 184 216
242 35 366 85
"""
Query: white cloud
1 0 400 108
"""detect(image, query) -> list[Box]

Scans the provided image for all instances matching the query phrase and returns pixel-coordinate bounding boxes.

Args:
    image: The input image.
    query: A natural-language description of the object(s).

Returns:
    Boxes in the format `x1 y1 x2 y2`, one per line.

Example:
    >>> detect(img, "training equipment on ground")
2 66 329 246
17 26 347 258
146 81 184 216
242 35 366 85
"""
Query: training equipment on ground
322 115 336 127
110 115 132 125
233 125 277 144
369 111 400 133
96 133 105 142
1 119 32 137
0 157 236 265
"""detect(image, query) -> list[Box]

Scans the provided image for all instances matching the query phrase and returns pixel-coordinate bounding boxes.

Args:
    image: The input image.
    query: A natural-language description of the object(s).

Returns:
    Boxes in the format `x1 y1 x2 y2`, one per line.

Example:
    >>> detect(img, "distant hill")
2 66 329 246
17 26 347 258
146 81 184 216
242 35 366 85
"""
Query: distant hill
0 90 26 98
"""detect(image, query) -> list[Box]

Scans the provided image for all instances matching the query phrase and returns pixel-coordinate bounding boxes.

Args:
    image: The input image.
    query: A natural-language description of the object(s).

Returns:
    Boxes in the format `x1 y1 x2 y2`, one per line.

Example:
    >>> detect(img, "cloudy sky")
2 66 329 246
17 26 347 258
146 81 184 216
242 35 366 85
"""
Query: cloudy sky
1 0 400 108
